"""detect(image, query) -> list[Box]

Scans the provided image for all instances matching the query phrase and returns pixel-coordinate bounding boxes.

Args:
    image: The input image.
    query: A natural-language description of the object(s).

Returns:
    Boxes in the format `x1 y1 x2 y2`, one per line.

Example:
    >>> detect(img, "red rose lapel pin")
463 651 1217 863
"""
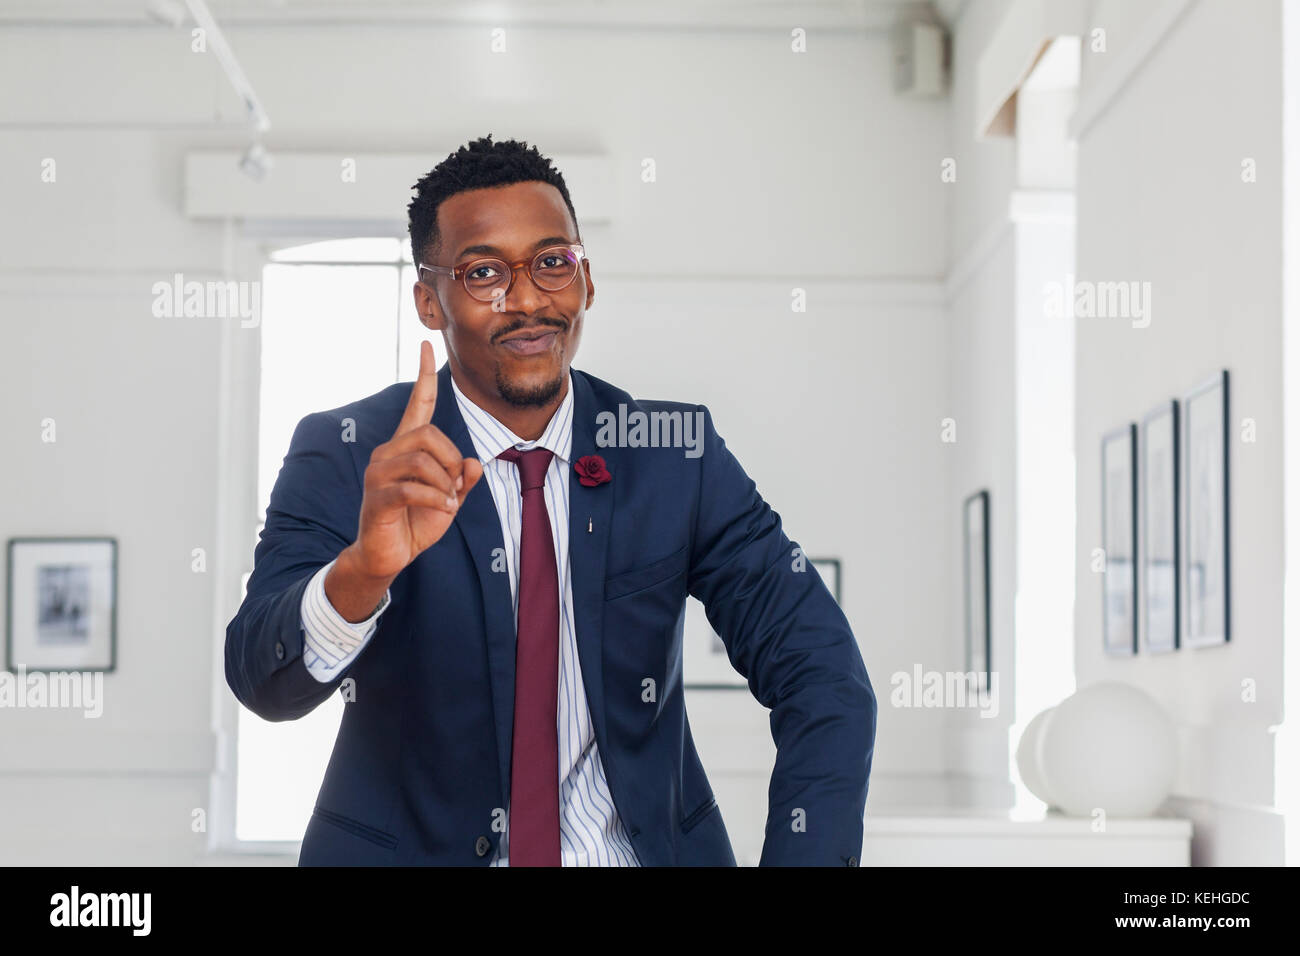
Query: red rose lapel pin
574 454 612 488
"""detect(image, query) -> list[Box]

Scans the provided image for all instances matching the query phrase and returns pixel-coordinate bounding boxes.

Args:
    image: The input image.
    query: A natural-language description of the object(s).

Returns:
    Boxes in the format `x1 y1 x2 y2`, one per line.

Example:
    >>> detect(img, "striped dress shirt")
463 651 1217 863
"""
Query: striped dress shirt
299 367 640 866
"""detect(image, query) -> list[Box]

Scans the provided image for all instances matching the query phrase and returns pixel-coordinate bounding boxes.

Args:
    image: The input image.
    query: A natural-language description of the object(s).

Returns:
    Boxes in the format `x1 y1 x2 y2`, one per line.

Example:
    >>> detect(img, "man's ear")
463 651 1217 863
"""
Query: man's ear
413 280 446 331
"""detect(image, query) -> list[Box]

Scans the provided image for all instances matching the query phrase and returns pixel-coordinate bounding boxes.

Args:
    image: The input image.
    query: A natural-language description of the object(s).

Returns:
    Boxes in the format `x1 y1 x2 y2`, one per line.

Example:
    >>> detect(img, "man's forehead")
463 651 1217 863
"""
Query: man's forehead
438 182 572 245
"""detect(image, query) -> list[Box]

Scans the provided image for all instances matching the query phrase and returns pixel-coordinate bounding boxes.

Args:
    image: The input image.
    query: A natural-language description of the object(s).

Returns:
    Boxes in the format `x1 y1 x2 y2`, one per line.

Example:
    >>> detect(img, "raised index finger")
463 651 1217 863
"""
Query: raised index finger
395 339 438 437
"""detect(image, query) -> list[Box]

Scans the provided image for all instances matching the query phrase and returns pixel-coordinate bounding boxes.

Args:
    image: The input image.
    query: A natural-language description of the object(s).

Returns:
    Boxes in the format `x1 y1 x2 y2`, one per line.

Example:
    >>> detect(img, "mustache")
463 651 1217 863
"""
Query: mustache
493 318 567 342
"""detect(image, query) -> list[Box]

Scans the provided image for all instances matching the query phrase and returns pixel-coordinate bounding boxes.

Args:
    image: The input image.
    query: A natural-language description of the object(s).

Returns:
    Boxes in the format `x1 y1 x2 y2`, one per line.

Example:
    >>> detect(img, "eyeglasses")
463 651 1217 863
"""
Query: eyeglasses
418 242 587 303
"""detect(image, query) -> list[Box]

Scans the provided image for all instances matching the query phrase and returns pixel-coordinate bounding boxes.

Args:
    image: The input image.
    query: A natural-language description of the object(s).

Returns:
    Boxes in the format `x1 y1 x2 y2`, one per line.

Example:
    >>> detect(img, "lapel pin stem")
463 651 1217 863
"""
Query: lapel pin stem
588 516 592 533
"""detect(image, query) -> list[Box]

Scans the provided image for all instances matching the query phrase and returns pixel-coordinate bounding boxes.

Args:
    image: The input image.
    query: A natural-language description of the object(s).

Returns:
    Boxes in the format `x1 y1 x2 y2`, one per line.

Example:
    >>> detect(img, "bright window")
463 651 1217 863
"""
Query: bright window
236 238 445 842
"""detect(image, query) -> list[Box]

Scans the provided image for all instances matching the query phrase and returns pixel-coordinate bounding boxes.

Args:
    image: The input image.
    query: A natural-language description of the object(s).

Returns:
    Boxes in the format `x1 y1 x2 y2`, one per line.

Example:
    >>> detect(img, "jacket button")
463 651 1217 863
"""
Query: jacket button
475 836 491 857
274 641 285 660
846 855 858 867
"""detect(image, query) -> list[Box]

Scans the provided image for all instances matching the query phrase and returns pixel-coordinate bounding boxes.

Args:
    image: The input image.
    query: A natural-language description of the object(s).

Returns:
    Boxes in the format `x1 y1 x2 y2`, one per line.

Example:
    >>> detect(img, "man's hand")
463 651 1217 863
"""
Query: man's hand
326 340 484 621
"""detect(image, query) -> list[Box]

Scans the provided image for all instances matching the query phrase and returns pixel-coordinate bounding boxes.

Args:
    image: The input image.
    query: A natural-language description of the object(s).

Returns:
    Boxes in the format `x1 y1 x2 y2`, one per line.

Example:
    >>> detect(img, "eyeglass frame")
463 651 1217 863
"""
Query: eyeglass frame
417 242 587 302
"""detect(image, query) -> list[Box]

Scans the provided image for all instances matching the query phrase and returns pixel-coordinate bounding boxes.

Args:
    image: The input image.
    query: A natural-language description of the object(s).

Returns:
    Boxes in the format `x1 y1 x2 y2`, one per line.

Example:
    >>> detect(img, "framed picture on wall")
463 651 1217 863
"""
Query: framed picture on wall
1141 401 1180 653
1182 369 1230 648
6 537 117 673
963 490 990 691
1102 424 1138 656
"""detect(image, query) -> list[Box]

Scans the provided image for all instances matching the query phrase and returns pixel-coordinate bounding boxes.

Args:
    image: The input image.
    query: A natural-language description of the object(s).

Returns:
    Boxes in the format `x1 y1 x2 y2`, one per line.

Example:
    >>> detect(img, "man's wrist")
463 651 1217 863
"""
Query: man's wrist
327 545 396 623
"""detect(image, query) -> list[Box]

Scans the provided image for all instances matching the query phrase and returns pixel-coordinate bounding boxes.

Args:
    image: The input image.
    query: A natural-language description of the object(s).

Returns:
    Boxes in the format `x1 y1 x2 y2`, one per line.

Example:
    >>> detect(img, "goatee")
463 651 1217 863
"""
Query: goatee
496 365 564 408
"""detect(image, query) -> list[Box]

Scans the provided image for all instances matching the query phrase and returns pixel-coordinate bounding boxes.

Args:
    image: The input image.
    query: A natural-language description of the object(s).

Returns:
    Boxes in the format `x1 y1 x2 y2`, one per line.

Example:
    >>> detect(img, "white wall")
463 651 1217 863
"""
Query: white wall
941 0 1021 807
0 15 951 864
1072 0 1285 864
943 0 1289 866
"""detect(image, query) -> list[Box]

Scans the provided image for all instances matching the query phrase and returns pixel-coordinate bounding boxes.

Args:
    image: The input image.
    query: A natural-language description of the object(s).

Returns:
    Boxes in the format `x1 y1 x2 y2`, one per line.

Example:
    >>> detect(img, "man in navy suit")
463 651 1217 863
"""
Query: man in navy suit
225 135 875 866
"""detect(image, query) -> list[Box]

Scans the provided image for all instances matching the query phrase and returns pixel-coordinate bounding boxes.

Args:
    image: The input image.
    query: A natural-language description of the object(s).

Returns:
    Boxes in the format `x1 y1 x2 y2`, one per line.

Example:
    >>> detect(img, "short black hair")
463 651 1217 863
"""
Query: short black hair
407 134 580 267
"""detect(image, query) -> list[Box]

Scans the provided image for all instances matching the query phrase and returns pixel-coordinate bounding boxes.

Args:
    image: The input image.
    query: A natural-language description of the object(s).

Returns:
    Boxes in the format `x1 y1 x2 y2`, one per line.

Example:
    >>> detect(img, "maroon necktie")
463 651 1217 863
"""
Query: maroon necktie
496 446 561 866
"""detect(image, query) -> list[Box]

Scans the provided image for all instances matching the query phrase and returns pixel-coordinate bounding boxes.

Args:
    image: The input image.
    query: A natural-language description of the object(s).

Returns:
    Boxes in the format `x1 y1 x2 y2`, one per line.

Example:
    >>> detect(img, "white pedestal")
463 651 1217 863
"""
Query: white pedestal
862 809 1192 866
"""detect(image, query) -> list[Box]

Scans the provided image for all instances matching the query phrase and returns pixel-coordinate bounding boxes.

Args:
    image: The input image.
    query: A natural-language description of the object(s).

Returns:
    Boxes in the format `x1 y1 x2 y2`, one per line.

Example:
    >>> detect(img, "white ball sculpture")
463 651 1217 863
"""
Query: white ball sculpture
1014 707 1057 807
1016 682 1178 818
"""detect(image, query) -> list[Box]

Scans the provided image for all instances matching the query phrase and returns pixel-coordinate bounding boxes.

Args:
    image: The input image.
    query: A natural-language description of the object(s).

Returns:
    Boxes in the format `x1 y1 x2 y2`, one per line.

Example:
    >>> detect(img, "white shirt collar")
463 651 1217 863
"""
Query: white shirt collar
448 366 574 466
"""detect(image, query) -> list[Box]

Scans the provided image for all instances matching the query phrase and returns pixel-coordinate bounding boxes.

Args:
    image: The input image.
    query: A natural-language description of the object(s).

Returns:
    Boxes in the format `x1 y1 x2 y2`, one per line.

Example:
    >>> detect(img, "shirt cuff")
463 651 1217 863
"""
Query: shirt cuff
300 558 391 682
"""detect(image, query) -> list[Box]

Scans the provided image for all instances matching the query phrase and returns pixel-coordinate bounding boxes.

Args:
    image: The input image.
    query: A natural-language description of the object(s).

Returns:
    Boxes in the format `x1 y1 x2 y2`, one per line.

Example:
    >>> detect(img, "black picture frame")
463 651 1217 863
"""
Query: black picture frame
1102 424 1138 656
1181 369 1230 648
1141 401 1180 653
963 490 990 691
6 536 118 673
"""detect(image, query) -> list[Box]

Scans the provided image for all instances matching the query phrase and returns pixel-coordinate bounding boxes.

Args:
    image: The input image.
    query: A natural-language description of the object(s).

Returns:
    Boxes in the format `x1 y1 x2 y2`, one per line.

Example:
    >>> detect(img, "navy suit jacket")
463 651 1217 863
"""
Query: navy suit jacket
225 362 876 866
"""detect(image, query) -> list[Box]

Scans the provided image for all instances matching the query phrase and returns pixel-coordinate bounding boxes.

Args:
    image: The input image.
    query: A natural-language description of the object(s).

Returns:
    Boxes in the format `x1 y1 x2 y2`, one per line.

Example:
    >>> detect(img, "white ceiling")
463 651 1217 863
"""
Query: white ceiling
0 0 962 31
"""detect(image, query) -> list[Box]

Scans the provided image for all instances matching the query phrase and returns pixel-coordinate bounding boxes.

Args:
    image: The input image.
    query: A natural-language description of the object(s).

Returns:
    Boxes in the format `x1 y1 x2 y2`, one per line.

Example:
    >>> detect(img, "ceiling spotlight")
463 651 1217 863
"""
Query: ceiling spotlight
239 142 273 181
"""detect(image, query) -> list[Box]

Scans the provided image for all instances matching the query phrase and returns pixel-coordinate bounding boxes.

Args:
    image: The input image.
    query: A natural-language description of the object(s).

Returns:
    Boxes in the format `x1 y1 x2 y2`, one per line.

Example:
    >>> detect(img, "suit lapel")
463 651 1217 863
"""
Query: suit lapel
433 363 517 802
567 370 618 775
434 362 619 814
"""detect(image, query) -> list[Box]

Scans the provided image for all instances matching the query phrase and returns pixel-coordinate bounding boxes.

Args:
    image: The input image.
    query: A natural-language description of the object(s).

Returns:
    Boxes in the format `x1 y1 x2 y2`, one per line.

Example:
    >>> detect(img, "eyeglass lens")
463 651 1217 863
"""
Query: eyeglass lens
463 246 581 301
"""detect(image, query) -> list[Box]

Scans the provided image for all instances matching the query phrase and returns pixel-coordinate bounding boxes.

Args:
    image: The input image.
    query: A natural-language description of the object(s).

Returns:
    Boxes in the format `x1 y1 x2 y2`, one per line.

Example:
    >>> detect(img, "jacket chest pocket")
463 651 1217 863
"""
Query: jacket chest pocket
604 544 690 602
